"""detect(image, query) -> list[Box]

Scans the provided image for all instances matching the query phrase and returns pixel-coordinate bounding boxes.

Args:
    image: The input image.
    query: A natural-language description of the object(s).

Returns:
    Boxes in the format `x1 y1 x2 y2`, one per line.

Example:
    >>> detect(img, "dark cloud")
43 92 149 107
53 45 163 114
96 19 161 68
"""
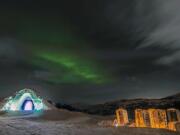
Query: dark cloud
0 38 21 62
0 0 179 104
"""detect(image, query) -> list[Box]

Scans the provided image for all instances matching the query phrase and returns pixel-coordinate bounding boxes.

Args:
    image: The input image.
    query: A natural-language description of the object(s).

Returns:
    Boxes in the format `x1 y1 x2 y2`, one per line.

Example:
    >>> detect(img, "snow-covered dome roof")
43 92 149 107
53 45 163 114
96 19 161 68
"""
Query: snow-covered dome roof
1 88 48 112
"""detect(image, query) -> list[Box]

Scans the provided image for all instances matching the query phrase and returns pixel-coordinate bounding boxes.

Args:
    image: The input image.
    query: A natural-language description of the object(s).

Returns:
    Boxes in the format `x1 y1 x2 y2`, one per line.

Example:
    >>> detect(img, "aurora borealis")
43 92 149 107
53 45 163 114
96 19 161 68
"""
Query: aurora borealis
35 51 106 83
0 0 180 104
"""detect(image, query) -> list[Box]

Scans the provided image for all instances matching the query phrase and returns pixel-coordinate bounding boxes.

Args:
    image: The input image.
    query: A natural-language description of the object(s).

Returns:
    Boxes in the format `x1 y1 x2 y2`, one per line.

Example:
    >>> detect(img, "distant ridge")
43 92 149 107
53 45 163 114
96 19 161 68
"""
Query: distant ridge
54 93 180 117
163 92 180 100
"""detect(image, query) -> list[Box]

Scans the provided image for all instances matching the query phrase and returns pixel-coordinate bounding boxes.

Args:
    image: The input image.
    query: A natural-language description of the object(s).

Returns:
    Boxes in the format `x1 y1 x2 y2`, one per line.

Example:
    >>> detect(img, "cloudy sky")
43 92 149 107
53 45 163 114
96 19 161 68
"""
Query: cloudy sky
0 0 180 104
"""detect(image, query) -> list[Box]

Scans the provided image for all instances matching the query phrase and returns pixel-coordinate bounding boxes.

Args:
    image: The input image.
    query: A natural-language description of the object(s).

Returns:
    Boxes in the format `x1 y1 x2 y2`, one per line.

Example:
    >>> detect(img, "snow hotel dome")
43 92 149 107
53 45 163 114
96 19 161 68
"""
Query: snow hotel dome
1 88 48 112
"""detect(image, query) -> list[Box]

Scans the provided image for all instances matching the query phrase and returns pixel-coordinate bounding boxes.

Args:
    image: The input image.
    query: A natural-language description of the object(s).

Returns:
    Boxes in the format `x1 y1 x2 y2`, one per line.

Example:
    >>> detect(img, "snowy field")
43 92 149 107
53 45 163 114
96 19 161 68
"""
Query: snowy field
0 112 179 135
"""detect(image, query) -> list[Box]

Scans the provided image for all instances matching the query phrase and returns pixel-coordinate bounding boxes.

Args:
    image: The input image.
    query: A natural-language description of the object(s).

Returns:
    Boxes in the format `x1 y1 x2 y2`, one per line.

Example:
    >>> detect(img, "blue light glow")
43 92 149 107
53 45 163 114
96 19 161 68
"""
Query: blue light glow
1 89 48 112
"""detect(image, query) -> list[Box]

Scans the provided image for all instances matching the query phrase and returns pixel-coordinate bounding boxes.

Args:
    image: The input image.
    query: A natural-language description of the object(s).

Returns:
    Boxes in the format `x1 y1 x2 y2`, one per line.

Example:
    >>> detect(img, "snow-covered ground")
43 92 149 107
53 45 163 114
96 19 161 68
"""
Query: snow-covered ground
0 118 178 135
0 110 179 135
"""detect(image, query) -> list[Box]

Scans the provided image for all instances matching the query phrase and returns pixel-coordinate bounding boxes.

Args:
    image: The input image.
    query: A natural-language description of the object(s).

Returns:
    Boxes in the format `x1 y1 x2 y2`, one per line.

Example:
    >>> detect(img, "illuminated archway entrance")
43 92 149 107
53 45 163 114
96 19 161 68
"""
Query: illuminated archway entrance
21 99 35 111
1 88 48 112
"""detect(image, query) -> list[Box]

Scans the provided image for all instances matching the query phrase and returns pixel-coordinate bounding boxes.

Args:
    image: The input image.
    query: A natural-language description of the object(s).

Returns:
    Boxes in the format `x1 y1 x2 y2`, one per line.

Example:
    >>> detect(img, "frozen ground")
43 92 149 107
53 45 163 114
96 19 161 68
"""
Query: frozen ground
0 110 179 135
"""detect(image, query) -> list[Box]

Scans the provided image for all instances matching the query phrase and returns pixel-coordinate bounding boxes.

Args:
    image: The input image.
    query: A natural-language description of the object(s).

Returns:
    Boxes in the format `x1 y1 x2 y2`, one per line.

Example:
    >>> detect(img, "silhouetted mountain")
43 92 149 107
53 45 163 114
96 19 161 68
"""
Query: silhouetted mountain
54 93 180 118
163 93 180 100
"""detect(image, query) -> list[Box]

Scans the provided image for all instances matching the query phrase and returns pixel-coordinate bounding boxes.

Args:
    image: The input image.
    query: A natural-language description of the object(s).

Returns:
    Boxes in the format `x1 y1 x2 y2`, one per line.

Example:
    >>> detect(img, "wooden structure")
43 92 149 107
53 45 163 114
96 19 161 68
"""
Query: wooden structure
167 108 180 122
148 109 168 129
135 109 151 128
114 107 180 131
167 108 180 131
135 109 168 129
116 108 129 126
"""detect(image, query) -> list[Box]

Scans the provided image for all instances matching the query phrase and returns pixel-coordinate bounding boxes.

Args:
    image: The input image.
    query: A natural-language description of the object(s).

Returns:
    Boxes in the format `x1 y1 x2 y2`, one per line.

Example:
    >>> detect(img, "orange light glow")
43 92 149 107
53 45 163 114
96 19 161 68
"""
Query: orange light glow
148 109 167 129
115 108 129 126
114 108 180 131
135 109 150 128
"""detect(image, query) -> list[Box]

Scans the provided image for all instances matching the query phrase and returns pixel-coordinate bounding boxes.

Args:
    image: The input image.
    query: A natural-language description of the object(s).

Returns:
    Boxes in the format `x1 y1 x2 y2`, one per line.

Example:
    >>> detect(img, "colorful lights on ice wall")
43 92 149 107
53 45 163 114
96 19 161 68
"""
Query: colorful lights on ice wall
1 89 48 112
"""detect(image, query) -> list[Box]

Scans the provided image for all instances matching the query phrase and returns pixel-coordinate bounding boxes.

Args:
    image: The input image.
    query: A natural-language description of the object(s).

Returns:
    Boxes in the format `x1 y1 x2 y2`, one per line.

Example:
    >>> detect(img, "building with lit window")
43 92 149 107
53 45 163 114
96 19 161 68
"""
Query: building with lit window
167 108 180 131
135 109 151 128
148 109 167 129
115 108 129 126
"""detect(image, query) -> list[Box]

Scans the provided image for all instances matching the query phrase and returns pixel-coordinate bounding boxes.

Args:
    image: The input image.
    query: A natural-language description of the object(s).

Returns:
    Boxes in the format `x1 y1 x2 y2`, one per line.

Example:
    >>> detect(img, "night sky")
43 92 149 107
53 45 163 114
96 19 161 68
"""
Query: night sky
0 0 180 104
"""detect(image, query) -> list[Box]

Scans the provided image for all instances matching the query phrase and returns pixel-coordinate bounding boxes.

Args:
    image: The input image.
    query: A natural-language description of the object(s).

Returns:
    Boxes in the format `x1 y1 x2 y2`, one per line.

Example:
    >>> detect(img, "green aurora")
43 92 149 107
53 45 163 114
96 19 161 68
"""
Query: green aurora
32 51 107 84
12 18 109 84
